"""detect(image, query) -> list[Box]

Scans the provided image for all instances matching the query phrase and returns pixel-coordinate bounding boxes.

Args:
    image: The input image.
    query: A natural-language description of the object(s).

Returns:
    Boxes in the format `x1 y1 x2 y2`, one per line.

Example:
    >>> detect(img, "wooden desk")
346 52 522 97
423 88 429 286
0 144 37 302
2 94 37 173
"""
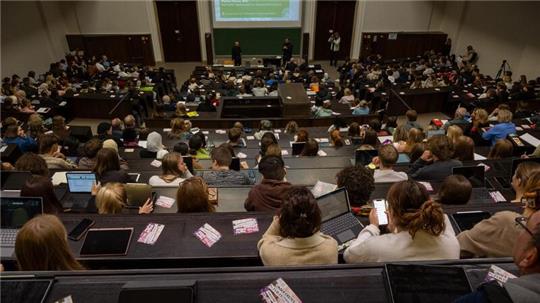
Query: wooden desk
65 92 132 119
278 83 311 117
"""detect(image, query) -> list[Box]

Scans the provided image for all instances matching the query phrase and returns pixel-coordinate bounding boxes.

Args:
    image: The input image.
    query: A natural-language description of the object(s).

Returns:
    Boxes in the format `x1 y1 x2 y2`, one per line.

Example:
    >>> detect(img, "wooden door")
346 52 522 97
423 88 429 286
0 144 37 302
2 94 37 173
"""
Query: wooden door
314 0 356 61
127 35 155 65
156 1 201 62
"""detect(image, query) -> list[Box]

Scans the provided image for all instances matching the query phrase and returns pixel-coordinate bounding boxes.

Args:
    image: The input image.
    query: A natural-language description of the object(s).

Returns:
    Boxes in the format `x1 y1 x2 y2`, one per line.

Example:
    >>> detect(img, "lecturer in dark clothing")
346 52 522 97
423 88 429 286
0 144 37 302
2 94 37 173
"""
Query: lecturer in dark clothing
232 41 242 66
282 38 293 66
328 32 341 67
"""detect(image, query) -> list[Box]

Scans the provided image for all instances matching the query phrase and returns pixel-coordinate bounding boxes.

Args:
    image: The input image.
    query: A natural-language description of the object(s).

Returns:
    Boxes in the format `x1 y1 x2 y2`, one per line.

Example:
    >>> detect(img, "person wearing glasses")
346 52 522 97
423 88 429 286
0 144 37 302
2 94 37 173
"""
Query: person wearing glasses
457 171 540 258
454 210 540 303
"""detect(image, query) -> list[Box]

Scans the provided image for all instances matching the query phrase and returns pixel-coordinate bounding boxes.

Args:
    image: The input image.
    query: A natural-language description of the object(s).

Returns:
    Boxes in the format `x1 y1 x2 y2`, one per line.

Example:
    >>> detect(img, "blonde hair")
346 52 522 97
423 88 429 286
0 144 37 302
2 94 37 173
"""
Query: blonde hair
473 108 489 125
96 182 127 214
15 214 84 271
446 125 463 144
497 109 513 123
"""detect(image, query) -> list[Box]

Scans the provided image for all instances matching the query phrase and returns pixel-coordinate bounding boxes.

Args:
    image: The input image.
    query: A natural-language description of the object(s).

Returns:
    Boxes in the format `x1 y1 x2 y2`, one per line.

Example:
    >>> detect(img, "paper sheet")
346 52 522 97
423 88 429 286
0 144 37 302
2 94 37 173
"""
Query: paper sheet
311 181 337 198
519 133 540 147
473 153 487 160
52 171 67 185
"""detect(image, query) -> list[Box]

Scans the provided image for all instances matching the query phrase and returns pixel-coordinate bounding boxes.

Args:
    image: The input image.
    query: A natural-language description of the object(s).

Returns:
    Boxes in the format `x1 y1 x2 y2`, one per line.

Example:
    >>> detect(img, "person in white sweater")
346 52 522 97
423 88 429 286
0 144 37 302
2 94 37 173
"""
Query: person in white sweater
344 180 460 263
148 152 193 187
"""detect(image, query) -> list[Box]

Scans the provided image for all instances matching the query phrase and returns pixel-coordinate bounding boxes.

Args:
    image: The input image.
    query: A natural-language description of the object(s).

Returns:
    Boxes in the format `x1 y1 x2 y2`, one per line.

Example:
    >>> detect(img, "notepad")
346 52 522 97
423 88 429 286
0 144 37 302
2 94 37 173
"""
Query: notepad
378 136 393 143
520 133 540 147
52 171 68 186
473 153 487 160
138 141 147 148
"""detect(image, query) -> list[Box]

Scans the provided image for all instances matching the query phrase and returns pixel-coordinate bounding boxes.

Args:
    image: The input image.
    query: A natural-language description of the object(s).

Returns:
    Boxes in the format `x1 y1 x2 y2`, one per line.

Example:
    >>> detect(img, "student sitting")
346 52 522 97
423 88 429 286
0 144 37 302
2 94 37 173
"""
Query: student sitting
94 182 153 214
408 135 462 180
78 138 102 170
403 110 423 132
140 131 168 159
443 107 470 130
254 120 273 140
452 135 475 161
487 139 514 159
17 153 63 214
149 152 193 187
189 133 210 159
176 177 216 213
295 129 309 142
312 100 333 117
436 175 472 205
93 148 129 185
352 99 370 116
96 122 122 147
102 139 129 170
167 118 187 140
202 146 252 186
227 126 246 148
15 215 84 271
122 115 139 146
336 166 375 206
457 171 540 258
510 162 540 203
344 181 459 263
257 187 338 266
371 144 408 183
329 129 344 147
482 109 516 146
38 134 77 169
300 138 319 156
244 156 292 212
2 124 37 153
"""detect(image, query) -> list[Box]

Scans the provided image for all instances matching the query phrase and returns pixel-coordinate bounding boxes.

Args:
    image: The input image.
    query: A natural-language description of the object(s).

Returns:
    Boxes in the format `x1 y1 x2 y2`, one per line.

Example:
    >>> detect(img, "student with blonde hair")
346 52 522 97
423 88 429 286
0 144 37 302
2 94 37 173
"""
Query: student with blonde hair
446 125 463 145
149 152 193 187
15 214 84 271
482 109 516 145
94 182 153 214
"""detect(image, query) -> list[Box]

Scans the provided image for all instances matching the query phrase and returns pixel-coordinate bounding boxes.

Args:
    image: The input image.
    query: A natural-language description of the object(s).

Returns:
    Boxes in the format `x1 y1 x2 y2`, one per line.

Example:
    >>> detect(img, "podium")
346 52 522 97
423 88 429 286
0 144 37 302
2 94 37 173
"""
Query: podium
278 83 310 118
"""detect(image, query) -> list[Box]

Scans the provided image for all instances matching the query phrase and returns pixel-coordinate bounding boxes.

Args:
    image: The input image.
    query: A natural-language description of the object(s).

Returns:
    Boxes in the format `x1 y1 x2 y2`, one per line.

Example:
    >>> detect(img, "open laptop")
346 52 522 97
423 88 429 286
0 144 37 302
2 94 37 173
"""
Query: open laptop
291 142 306 156
63 172 96 209
316 188 364 245
1 197 43 257
1 170 32 190
354 149 378 166
1 279 53 303
452 166 489 199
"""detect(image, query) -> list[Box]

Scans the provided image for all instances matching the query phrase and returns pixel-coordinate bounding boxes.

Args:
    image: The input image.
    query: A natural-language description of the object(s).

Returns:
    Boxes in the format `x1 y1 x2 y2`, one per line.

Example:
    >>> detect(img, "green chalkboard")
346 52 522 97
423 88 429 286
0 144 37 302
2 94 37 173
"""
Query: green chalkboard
213 28 301 56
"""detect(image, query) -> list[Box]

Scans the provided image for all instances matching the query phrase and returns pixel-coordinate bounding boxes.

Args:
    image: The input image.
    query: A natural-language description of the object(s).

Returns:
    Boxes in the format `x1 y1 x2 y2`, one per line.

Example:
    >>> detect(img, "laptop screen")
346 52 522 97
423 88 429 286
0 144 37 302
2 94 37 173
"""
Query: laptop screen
316 188 350 222
355 150 378 166
0 279 53 303
1 197 43 229
1 171 32 190
67 173 96 193
452 166 485 188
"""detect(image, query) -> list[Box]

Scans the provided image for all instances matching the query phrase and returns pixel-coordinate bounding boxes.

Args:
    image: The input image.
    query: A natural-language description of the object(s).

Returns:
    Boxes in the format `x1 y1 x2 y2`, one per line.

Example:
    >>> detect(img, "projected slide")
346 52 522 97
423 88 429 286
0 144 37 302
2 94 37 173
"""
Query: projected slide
214 0 300 22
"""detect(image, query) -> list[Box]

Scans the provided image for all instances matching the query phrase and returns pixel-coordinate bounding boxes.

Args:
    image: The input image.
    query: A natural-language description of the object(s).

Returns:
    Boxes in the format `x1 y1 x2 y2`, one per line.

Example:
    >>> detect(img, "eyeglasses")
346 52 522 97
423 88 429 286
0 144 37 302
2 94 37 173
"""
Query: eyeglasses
515 216 534 237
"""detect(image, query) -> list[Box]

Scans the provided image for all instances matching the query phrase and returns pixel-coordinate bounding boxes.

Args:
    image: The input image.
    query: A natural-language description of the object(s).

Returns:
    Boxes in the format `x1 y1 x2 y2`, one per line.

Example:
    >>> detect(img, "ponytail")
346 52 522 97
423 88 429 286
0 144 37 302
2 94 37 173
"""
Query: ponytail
401 200 445 238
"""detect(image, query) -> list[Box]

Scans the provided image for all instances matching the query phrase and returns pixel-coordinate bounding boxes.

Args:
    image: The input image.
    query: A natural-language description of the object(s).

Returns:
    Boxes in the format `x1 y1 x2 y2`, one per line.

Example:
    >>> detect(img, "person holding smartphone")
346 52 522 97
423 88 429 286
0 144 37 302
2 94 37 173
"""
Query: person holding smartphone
344 180 459 263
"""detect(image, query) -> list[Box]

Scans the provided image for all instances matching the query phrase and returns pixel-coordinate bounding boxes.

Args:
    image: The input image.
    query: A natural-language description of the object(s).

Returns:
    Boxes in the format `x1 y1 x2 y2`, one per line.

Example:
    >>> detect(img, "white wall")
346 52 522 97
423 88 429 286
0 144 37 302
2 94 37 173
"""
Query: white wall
1 1 73 77
438 1 540 78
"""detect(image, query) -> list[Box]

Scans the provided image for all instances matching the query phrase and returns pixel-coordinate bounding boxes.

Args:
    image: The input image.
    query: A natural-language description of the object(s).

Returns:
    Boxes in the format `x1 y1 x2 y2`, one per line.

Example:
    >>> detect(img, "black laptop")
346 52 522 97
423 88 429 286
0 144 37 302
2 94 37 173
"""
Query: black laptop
1 170 32 190
291 142 306 156
316 188 363 245
1 197 44 257
1 279 53 303
451 211 491 233
355 149 378 166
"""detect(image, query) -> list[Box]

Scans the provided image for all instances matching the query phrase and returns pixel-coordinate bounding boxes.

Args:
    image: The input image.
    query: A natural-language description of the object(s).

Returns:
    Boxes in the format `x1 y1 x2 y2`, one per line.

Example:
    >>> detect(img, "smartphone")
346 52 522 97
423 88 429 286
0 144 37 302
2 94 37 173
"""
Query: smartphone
68 218 95 241
373 199 388 225
208 187 218 205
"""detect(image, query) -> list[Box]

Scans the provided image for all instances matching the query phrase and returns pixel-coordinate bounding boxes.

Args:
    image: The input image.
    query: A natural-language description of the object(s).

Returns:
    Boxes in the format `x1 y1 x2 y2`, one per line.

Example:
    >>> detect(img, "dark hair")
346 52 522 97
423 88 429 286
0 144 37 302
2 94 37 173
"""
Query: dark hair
336 166 375 206
176 177 215 213
97 122 112 135
93 148 120 177
279 187 321 238
173 142 189 155
83 138 103 158
406 110 418 122
378 144 398 167
453 136 474 161
368 119 382 131
38 134 59 154
211 145 233 167
387 181 445 238
301 139 319 156
362 129 378 147
258 155 286 181
348 122 361 137
188 133 204 155
488 139 514 159
296 129 309 142
21 175 62 214
438 175 472 205
228 127 242 143
427 135 453 161
4 124 19 138
260 132 278 155
15 153 49 176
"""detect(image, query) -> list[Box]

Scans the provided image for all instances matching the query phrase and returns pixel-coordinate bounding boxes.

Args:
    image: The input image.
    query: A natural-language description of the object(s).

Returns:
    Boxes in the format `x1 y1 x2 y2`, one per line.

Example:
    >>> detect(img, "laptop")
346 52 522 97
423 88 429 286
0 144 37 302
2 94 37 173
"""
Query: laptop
63 172 97 209
355 149 378 166
229 157 241 171
1 197 43 257
384 264 472 303
451 211 491 233
452 166 489 199
0 279 53 303
1 170 32 190
316 188 364 245
291 142 306 156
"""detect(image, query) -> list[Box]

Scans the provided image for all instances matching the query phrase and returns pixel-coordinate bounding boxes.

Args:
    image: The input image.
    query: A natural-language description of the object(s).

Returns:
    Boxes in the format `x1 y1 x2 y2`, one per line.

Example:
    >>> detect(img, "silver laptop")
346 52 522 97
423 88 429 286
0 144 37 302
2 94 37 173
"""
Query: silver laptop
316 188 364 245
1 197 43 257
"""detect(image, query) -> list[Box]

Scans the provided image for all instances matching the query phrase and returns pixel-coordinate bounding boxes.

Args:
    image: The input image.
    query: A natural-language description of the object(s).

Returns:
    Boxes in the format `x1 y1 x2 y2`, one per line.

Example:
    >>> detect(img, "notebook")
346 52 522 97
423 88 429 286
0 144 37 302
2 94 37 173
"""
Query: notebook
316 188 363 245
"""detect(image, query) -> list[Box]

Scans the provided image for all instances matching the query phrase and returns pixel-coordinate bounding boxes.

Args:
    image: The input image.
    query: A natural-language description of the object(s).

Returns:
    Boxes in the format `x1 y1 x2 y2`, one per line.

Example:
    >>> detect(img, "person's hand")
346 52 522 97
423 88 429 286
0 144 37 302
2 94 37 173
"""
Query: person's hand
17 127 25 137
138 198 154 214
420 150 433 162
91 182 101 196
53 151 66 159
240 161 249 169
368 208 379 227
178 161 187 173
371 156 380 168
1 162 15 170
